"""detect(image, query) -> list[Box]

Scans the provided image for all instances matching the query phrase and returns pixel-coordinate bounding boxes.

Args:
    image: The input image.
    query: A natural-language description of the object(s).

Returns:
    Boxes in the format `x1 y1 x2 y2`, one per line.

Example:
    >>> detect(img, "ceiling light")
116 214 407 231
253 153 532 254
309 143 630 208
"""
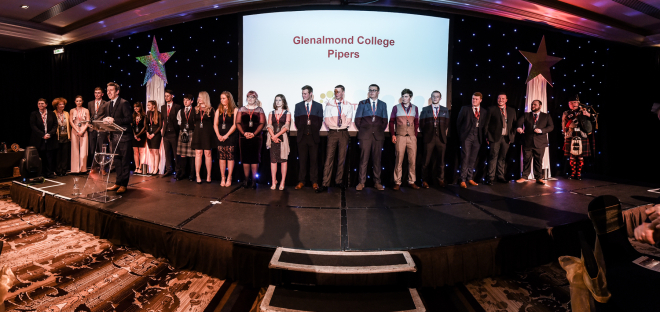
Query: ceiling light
21 5 29 9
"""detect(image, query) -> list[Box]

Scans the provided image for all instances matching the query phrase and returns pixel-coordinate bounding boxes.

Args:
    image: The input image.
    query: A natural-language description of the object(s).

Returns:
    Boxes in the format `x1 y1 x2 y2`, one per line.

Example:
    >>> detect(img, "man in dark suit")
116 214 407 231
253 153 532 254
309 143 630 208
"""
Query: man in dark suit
456 92 488 188
354 84 388 191
104 82 133 194
160 89 181 178
419 91 450 188
88 87 108 169
515 99 554 184
483 92 517 185
294 85 323 190
29 98 58 178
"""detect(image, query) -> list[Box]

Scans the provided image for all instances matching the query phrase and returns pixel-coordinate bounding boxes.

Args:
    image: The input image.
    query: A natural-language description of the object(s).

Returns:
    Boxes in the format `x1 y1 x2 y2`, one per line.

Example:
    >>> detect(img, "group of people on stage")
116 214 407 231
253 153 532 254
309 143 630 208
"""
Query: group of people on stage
30 82 597 194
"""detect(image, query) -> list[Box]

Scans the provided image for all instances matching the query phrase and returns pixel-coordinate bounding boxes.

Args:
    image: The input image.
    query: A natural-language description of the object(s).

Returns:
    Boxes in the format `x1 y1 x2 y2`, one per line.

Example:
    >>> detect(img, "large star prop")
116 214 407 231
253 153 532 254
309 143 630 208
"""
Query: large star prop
519 36 562 86
136 37 175 86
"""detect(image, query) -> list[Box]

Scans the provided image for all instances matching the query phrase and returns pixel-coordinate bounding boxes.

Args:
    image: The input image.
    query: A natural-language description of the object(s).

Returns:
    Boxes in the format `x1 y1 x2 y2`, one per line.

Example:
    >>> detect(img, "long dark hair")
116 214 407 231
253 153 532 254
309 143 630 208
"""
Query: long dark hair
133 102 145 121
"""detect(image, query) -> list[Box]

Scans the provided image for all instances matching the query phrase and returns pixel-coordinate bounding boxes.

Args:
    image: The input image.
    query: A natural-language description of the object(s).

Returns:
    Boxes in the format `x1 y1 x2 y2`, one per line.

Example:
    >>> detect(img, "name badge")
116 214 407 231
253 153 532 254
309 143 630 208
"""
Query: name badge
248 121 253 127
307 119 311 125
199 122 203 129
222 123 226 130
434 121 438 127
60 125 66 131
150 126 154 132
575 127 580 132
77 122 82 127
183 128 188 133
372 116 375 122
406 121 410 127
185 124 189 130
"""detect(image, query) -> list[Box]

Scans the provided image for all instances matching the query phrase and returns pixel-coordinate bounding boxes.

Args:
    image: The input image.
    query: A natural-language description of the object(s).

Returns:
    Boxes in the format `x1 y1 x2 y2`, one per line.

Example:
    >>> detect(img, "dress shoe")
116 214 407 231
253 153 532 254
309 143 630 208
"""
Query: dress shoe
422 182 430 189
251 182 257 189
515 178 527 183
484 180 494 186
243 180 249 188
176 174 186 181
409 183 420 190
374 183 385 191
295 182 305 190
438 180 447 188
356 184 365 191
315 186 328 193
460 182 467 188
116 186 127 194
107 184 120 191
162 170 173 177
536 179 545 185
312 183 319 190
468 180 479 186
393 184 401 191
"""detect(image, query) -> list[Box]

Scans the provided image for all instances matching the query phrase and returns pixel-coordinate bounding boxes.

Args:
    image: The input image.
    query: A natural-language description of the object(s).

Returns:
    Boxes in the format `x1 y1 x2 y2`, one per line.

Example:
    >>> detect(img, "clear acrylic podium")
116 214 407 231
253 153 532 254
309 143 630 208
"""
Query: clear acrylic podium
80 121 126 203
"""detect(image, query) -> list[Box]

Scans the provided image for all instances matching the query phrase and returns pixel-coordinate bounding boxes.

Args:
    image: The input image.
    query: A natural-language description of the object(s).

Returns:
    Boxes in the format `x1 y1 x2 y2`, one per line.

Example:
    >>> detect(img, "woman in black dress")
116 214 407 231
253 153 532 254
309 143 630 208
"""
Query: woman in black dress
146 100 162 174
192 91 216 184
214 91 238 187
132 102 147 173
267 94 291 190
236 90 266 188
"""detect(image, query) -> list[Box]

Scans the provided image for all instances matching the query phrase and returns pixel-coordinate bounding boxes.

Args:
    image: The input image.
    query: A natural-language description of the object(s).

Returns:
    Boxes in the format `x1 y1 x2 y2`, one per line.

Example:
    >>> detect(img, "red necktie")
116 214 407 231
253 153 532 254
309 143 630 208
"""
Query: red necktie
474 107 479 119
167 105 171 117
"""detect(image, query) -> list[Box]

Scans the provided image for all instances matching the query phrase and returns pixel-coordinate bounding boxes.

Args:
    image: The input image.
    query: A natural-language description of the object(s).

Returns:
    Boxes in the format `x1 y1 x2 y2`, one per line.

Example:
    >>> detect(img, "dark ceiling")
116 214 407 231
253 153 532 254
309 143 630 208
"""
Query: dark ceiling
2 0 660 51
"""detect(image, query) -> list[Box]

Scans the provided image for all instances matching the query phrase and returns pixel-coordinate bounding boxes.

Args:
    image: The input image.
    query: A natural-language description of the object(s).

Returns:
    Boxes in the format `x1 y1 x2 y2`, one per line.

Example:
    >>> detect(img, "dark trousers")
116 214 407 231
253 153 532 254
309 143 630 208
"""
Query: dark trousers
358 137 383 185
55 141 70 175
178 156 194 179
114 140 133 187
322 130 349 186
460 132 481 182
423 135 446 182
38 148 55 177
522 147 545 179
487 136 510 181
88 130 108 168
162 132 178 172
297 135 319 184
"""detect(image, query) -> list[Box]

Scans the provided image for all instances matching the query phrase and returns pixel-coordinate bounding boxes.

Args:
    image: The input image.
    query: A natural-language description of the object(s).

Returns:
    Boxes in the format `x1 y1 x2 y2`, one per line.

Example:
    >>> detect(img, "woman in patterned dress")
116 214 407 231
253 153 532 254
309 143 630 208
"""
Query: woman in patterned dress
214 91 238 187
266 94 291 190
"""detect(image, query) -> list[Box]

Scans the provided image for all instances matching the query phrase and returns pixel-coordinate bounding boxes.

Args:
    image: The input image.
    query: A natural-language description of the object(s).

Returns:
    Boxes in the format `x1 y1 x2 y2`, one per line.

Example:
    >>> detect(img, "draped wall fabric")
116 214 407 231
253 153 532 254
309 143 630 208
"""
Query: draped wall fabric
146 75 166 173
523 75 551 179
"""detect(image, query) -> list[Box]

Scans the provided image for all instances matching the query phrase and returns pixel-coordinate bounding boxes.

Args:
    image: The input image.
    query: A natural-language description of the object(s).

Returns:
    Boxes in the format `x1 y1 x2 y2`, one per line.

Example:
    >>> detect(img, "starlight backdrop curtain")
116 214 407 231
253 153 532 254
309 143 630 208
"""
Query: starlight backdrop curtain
523 75 551 179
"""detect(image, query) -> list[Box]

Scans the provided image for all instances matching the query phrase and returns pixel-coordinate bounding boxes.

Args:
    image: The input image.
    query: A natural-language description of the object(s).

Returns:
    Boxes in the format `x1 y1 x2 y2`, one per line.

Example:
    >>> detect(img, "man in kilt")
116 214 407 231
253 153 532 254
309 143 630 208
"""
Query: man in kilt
562 95 597 180
176 94 196 181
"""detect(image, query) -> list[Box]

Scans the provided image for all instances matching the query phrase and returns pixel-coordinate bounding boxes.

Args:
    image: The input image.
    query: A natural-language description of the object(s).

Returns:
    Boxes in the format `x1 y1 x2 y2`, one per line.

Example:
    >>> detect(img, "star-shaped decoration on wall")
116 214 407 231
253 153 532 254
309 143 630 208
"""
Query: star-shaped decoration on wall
136 37 175 86
519 36 562 86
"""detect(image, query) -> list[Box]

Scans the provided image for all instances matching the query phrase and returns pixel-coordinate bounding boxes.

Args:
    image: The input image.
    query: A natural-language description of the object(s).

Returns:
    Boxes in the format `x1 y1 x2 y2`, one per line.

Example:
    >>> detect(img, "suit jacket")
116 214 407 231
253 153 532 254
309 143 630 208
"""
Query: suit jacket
107 97 133 142
354 99 388 141
29 110 58 150
161 102 182 135
419 105 450 144
484 105 517 143
294 101 323 143
88 100 108 121
516 111 554 148
456 105 488 144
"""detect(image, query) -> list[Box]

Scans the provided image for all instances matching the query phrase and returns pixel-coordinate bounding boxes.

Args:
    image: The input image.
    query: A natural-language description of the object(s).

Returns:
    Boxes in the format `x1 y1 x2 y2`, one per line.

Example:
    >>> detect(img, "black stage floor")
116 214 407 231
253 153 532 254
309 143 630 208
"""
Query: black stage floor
20 174 659 251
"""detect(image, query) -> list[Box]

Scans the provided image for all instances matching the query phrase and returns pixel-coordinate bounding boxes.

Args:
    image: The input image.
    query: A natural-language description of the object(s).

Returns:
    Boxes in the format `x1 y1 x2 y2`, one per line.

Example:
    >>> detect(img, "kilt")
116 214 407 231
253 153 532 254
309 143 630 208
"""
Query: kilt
563 136 592 157
177 131 194 157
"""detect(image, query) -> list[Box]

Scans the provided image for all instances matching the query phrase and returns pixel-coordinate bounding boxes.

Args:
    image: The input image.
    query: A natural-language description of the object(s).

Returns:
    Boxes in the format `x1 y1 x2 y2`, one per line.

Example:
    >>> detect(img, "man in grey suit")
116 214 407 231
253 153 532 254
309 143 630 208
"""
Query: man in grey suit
88 87 108 169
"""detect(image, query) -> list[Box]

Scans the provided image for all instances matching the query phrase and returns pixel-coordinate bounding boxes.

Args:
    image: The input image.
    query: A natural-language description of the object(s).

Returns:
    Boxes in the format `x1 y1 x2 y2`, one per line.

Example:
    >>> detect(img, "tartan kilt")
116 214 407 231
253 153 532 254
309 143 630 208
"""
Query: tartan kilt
563 136 592 157
177 131 195 157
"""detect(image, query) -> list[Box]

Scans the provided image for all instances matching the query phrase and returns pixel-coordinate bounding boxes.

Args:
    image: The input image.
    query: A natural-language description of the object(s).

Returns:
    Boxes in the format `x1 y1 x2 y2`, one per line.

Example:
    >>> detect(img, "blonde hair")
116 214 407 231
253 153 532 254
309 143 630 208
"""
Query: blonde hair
197 91 213 117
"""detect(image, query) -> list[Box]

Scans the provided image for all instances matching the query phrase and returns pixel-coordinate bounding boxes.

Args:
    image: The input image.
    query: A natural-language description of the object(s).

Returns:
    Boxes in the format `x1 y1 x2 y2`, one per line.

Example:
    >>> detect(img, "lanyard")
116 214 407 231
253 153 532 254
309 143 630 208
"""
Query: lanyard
41 111 47 125
432 105 440 121
402 104 412 120
184 108 191 123
150 111 156 126
371 101 377 115
57 111 65 125
275 110 283 126
306 102 311 119
248 108 255 123
222 112 227 124
167 104 171 117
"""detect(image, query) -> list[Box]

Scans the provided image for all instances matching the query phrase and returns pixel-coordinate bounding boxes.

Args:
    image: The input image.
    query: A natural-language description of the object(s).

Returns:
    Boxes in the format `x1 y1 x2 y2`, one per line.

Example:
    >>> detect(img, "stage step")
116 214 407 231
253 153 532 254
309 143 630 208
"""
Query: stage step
260 285 425 312
269 247 416 274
